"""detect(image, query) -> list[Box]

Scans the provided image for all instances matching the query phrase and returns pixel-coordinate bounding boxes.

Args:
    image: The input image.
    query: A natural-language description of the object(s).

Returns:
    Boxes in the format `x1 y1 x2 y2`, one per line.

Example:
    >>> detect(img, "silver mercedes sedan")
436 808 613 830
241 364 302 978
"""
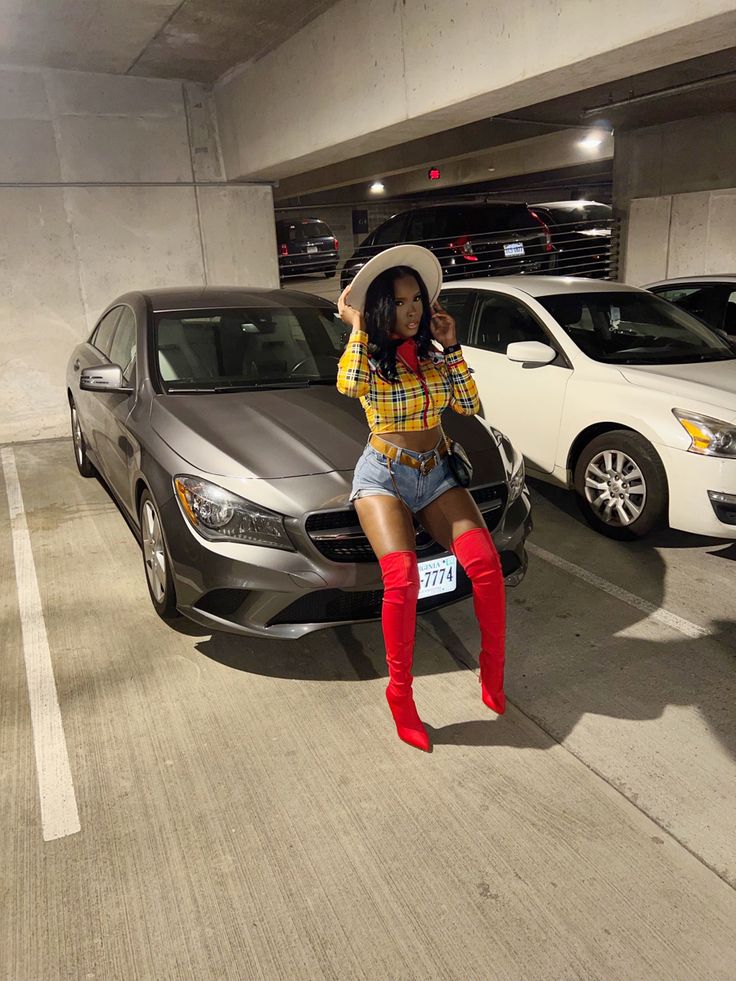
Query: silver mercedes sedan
66 287 531 639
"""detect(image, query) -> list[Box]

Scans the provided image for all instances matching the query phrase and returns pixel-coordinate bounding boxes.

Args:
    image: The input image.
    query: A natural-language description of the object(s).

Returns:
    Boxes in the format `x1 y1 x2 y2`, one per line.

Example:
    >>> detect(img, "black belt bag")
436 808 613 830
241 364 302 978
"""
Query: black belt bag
440 423 473 488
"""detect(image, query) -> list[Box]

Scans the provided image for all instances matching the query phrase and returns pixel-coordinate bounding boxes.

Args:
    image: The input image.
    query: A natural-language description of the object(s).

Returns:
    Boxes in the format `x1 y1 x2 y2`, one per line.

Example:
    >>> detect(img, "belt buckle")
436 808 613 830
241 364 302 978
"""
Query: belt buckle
419 455 434 476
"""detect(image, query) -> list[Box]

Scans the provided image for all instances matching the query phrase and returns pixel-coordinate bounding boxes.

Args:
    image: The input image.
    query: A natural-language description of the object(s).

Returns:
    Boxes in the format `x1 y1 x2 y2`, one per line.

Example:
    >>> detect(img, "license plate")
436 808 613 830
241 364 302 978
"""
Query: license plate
306 245 318 253
418 555 457 599
504 242 525 257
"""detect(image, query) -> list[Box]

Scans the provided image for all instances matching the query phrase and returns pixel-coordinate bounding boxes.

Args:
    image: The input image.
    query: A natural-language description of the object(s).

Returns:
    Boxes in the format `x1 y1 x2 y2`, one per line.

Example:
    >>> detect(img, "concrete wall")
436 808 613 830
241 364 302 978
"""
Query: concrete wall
615 113 736 284
216 0 736 181
0 66 279 445
625 189 736 286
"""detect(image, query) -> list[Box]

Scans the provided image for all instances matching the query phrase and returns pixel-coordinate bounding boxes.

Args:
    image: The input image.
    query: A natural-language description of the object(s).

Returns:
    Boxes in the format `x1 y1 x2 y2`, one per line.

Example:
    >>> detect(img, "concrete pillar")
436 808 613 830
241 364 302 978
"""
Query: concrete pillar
615 113 736 283
0 67 278 444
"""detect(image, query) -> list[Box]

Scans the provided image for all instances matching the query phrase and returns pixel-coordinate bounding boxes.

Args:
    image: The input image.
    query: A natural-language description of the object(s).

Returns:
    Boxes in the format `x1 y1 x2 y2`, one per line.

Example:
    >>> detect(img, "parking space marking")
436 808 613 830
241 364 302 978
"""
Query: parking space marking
1 447 80 841
527 542 710 640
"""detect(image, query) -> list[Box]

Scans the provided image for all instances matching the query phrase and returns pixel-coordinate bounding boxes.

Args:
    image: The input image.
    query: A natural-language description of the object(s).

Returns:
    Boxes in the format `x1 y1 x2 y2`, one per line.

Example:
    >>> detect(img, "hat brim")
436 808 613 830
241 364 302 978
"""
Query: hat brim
346 245 443 314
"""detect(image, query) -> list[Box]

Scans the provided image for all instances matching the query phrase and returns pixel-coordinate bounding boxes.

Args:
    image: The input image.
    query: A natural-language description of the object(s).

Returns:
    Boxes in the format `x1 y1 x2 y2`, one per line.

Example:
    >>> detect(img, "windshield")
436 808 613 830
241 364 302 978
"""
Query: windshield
537 291 735 365
155 305 344 392
279 221 331 242
544 204 611 224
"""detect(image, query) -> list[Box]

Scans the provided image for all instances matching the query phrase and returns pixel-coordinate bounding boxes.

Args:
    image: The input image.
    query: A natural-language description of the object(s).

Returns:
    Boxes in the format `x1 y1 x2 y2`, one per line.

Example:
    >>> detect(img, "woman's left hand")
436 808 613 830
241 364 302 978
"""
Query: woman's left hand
429 301 457 348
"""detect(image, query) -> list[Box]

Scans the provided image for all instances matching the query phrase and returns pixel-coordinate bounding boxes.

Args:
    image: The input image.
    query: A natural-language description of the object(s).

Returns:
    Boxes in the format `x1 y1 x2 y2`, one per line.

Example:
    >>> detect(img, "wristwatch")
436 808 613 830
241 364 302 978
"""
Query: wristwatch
443 342 462 355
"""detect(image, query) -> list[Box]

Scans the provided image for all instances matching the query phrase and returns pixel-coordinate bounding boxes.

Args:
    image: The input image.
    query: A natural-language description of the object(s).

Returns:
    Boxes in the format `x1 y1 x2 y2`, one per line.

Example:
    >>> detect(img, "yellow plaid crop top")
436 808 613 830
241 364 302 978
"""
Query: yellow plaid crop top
336 330 480 433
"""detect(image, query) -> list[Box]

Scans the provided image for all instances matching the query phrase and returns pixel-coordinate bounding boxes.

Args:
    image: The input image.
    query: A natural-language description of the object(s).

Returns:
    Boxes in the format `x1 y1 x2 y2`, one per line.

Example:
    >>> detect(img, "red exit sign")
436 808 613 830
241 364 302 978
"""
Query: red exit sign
427 167 441 181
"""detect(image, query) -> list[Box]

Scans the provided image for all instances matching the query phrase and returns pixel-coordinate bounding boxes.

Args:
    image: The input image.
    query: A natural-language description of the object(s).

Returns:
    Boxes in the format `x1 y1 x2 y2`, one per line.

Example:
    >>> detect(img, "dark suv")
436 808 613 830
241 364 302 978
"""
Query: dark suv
340 202 553 289
276 217 339 279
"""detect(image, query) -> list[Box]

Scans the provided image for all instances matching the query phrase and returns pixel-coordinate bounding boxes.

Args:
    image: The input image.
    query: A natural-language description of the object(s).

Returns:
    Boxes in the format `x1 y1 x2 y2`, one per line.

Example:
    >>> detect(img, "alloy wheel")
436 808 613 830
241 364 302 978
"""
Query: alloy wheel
71 406 84 467
141 500 167 602
583 449 647 527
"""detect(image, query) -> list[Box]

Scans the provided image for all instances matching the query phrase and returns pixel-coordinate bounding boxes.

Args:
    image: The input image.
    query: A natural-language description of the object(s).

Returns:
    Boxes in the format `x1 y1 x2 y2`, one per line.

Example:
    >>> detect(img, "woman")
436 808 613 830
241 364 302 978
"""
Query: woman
336 248 506 752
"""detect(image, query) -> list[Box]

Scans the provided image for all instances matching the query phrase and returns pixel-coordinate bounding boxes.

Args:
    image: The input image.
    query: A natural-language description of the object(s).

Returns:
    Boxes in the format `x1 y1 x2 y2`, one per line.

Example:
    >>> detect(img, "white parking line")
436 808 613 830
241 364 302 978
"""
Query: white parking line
527 542 710 640
1 447 80 841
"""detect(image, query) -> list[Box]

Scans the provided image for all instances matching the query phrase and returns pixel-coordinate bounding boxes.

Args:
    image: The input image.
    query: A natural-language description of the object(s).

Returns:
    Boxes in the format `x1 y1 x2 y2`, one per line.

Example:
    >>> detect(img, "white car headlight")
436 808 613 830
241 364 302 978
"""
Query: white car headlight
174 476 295 550
673 409 736 458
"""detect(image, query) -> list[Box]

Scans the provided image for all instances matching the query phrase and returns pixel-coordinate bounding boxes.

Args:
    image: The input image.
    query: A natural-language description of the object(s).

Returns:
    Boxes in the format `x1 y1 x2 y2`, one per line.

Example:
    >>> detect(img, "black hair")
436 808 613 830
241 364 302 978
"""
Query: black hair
363 266 434 381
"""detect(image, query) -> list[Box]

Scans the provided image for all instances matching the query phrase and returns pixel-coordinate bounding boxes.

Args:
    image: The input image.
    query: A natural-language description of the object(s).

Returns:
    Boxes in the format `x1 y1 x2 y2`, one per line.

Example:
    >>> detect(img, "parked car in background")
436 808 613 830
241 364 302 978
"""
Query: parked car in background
531 200 614 278
276 217 339 279
66 287 531 638
439 276 736 540
646 276 736 344
340 202 554 289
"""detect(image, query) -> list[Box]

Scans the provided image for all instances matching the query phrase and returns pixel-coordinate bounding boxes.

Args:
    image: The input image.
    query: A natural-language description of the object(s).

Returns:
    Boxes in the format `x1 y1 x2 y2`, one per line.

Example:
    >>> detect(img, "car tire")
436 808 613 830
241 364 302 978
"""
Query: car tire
70 399 96 477
573 430 668 540
139 489 179 620
323 268 335 278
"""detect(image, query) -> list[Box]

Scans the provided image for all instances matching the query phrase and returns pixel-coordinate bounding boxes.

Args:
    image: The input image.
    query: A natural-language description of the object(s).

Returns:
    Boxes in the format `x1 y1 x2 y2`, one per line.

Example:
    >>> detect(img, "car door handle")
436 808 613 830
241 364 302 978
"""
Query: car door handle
73 359 80 371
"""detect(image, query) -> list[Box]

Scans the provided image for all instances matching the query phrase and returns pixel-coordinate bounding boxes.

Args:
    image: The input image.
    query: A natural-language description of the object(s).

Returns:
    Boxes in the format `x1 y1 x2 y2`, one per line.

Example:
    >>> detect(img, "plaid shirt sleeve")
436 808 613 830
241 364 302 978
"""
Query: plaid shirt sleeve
336 329 371 398
445 348 480 415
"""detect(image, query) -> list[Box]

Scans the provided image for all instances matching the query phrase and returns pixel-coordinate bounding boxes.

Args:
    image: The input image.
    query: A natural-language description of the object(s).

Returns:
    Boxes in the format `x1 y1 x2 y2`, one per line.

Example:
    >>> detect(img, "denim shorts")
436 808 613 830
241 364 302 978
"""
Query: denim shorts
349 441 458 512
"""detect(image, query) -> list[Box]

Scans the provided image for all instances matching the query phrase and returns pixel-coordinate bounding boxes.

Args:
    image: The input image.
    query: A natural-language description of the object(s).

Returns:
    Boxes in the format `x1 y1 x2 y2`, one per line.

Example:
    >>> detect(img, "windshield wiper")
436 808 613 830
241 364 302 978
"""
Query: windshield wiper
168 380 311 393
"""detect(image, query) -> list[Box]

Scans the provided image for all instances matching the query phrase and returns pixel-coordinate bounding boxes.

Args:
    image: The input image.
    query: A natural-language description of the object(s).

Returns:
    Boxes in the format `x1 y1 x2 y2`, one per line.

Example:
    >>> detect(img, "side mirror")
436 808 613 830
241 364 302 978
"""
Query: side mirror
80 363 132 393
506 341 557 365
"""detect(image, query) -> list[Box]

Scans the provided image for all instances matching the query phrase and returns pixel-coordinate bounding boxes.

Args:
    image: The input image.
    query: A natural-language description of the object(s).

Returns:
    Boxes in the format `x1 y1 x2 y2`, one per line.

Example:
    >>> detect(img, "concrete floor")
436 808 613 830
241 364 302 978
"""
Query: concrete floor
2 437 736 981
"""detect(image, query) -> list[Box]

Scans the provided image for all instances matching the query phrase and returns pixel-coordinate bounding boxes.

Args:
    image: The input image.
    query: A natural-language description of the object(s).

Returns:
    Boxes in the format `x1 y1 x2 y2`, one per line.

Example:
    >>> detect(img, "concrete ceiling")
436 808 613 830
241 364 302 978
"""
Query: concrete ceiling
274 46 736 204
502 46 736 131
0 0 340 82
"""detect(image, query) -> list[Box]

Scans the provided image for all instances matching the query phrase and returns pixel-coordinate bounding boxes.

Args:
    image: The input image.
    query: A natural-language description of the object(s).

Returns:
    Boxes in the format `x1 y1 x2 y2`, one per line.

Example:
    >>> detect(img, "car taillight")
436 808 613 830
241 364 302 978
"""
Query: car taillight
279 243 289 256
333 237 339 251
449 235 478 261
529 210 554 252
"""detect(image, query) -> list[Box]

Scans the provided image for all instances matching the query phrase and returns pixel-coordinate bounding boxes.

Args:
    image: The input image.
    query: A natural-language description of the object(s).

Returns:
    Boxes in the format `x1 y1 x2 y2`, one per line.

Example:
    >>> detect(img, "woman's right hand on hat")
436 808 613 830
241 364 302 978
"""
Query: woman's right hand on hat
337 285 364 330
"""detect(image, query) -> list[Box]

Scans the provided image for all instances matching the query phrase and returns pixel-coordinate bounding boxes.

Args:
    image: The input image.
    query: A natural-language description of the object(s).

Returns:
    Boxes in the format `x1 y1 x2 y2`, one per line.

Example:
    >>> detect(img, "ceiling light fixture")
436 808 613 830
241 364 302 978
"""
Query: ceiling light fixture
369 180 385 194
578 133 604 149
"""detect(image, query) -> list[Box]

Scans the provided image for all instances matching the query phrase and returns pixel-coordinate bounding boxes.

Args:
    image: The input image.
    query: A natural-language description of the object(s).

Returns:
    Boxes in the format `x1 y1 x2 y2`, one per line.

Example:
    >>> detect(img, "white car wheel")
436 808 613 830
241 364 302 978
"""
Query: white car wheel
574 431 668 540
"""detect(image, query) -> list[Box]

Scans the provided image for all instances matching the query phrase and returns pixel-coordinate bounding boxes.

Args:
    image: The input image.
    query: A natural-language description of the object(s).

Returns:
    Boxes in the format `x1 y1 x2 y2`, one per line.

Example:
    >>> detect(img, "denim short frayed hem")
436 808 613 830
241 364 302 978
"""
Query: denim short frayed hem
349 443 458 512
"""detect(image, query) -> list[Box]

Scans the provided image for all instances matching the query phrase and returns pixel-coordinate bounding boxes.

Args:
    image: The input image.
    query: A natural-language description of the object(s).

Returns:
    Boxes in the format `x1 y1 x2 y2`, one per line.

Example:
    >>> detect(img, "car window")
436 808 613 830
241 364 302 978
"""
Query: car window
471 293 548 353
438 290 475 345
450 205 534 235
155 305 343 390
725 290 736 335
406 210 447 242
92 307 122 358
108 307 137 381
538 291 734 365
372 215 408 246
280 220 331 243
651 284 731 332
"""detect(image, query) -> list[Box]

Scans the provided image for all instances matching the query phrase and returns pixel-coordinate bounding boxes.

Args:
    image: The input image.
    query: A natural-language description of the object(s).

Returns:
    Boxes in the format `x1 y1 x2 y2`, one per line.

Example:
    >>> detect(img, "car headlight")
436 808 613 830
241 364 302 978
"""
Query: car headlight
174 476 295 550
476 418 527 502
508 447 526 503
673 409 736 458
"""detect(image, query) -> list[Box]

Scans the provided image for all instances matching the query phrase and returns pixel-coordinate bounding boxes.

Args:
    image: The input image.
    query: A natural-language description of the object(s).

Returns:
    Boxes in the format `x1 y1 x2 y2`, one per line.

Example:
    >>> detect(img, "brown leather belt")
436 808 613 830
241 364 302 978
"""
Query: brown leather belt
369 433 447 476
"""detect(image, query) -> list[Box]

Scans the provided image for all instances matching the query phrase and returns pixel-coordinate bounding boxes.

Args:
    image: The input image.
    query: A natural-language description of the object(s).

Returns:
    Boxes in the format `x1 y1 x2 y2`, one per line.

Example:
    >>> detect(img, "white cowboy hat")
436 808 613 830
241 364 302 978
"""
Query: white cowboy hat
346 244 443 313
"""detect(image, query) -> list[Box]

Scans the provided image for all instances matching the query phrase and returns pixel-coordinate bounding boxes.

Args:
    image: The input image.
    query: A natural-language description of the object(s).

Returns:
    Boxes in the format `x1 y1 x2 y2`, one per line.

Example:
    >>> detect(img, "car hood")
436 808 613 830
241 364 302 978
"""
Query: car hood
151 388 372 478
619 361 736 421
151 387 507 482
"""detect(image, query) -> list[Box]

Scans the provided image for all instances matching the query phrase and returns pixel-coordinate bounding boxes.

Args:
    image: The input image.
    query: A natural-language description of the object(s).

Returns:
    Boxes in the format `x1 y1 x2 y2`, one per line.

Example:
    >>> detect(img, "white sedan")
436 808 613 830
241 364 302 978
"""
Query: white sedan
439 277 736 539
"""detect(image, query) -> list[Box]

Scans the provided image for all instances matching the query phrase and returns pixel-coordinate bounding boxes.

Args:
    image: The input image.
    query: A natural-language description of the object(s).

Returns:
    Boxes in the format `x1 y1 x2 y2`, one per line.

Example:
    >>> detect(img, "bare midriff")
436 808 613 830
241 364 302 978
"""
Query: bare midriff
379 426 443 453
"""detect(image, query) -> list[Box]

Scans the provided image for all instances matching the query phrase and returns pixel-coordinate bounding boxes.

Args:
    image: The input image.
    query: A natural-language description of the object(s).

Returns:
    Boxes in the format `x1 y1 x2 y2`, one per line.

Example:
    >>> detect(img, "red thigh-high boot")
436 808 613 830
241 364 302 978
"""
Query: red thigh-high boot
451 527 507 714
378 550 430 752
